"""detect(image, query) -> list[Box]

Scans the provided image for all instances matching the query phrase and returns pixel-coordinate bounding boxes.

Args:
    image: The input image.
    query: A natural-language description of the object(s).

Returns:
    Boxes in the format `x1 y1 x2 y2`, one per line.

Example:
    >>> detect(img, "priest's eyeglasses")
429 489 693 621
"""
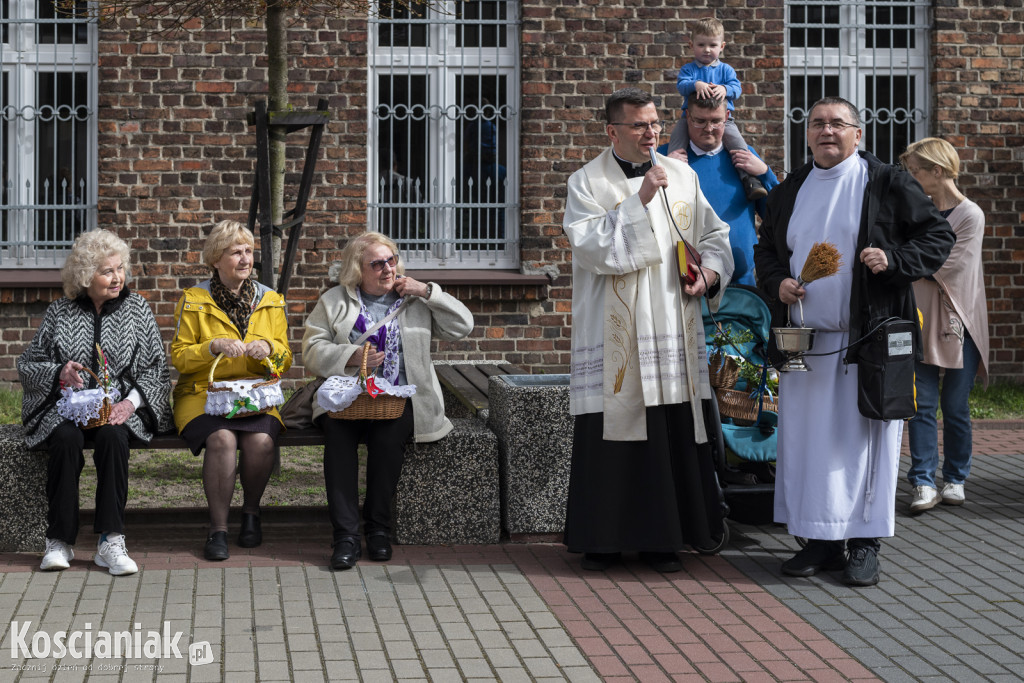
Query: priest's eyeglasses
809 120 859 132
610 121 664 134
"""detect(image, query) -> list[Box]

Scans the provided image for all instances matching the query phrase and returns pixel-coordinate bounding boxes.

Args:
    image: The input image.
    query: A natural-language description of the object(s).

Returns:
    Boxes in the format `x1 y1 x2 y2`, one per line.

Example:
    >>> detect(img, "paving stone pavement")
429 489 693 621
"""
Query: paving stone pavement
0 425 1020 682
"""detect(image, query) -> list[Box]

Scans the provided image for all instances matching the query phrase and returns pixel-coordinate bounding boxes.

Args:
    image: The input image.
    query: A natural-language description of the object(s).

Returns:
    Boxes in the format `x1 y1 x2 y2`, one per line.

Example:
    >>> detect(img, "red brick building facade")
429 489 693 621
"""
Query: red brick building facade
1 0 1021 386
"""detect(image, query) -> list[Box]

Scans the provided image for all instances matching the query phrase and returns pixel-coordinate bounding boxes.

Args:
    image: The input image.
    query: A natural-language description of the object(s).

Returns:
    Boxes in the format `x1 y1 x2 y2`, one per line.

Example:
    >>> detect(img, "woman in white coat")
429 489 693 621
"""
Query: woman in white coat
302 232 474 570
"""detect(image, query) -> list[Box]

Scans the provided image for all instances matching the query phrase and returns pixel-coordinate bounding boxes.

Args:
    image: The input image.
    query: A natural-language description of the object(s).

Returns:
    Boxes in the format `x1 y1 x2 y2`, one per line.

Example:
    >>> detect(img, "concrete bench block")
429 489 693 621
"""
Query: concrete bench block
0 425 48 552
393 418 500 545
489 375 572 536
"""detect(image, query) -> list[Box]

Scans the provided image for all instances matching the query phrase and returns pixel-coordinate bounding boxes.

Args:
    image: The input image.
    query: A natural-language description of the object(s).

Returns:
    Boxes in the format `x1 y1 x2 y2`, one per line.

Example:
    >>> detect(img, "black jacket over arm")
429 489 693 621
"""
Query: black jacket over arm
754 151 956 365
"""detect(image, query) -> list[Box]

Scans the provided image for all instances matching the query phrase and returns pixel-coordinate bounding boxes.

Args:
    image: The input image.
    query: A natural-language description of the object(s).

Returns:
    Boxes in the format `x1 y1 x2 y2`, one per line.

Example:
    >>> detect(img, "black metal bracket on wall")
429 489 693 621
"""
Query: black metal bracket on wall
247 98 329 297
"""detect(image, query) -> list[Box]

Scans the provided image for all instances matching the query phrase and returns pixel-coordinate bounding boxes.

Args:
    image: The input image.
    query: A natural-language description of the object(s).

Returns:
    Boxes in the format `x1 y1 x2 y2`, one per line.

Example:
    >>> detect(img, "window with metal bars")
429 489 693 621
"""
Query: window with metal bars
785 0 930 171
0 0 97 268
368 0 519 269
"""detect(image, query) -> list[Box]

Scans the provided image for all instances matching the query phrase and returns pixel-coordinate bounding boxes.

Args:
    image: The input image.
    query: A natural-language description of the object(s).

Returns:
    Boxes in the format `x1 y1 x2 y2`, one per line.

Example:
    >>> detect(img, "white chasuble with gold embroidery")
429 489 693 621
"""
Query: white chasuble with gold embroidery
563 148 733 442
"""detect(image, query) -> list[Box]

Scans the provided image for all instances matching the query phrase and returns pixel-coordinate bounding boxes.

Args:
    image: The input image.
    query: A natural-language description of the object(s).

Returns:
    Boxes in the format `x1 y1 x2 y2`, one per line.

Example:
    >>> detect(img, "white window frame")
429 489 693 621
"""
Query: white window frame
1 0 98 268
785 0 931 170
367 0 520 269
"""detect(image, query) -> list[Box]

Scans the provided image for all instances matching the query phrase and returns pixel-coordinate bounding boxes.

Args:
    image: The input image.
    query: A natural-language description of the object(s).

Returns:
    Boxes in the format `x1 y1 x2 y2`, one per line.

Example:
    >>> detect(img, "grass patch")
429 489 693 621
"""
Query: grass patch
0 387 20 424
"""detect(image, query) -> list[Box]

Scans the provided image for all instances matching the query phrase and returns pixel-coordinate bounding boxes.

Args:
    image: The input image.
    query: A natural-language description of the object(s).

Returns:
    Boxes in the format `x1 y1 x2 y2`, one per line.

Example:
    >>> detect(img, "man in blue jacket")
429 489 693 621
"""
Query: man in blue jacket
667 96 778 286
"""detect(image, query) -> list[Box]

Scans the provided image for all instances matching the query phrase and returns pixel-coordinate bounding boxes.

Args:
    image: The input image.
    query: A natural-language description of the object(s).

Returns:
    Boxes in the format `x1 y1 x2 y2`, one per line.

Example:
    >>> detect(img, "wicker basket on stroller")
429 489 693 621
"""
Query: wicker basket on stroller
708 352 740 389
204 352 284 419
716 387 778 426
328 342 407 420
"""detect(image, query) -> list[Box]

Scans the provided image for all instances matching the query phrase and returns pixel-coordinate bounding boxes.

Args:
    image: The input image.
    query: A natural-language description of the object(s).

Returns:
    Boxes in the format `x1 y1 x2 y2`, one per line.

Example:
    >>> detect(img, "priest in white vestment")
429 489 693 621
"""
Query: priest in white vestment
754 97 955 587
562 87 734 573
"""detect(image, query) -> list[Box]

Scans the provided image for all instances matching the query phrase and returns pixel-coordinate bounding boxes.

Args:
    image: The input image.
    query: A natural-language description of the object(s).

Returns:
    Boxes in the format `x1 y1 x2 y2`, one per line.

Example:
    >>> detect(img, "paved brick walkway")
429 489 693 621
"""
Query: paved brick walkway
1 424 1021 681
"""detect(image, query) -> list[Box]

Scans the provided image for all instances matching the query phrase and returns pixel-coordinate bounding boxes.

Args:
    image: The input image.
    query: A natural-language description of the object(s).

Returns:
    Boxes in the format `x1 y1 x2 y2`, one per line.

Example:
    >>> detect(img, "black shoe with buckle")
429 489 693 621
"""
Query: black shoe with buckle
842 545 880 586
780 540 845 577
204 531 229 561
581 552 620 571
331 537 361 571
366 530 392 562
238 513 262 548
743 176 768 201
639 551 682 573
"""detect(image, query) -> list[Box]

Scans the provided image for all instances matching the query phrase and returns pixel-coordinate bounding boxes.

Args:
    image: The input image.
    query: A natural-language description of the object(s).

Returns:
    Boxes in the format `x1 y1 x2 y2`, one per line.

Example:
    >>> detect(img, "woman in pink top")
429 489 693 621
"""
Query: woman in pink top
900 138 990 514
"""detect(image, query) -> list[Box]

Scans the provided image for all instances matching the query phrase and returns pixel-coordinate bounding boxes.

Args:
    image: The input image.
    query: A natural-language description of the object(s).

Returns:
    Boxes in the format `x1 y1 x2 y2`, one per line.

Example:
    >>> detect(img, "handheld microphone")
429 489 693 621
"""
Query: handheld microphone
648 147 703 286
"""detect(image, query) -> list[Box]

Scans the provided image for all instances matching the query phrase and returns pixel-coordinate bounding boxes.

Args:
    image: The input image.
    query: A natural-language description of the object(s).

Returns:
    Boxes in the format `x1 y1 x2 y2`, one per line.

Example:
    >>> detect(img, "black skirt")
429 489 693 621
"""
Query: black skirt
180 413 281 456
563 401 725 554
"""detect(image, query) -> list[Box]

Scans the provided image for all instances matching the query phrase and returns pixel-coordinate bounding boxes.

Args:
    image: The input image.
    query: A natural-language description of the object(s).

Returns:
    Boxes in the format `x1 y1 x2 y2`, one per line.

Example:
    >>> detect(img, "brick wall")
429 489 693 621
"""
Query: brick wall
2 1 1022 387
932 0 1024 379
518 0 786 374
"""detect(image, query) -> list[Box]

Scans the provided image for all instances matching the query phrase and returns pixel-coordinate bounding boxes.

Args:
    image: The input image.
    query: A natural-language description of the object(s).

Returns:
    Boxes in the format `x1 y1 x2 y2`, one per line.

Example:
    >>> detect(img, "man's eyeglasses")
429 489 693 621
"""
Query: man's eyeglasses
610 121 664 134
368 255 398 272
688 116 726 131
809 120 859 132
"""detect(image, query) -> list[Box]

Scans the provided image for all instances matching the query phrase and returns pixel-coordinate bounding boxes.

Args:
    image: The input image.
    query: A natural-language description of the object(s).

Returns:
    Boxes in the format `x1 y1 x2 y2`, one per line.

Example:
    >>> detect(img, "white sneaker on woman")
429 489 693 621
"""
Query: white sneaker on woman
941 483 965 506
94 534 139 576
909 485 939 514
40 538 74 571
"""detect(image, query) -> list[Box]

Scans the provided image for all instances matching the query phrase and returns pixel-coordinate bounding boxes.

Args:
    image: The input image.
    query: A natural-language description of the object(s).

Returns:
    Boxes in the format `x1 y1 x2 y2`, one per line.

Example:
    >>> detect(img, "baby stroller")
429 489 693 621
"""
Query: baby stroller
702 285 779 524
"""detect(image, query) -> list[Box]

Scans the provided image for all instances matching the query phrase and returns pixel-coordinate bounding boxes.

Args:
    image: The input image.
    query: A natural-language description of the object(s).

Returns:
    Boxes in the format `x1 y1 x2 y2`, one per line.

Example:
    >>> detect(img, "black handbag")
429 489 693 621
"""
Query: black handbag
856 318 917 421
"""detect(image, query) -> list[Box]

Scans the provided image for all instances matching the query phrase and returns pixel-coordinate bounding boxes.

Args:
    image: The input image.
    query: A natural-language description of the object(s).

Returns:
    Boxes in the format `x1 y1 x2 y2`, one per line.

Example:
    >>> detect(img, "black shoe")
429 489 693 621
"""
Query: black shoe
743 176 768 201
780 540 845 577
238 513 262 548
330 537 361 571
581 552 620 571
842 545 880 586
640 551 682 573
204 531 229 561
366 530 392 562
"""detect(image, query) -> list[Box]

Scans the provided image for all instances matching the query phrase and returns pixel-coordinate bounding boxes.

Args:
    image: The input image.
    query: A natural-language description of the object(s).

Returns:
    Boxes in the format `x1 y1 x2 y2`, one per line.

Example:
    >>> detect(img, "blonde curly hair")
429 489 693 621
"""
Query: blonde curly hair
330 232 405 289
203 219 255 269
61 229 132 299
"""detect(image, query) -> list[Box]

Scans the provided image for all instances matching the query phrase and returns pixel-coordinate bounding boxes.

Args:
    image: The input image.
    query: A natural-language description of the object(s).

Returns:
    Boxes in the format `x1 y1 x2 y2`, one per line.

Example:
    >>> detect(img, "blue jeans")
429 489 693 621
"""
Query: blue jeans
907 334 981 488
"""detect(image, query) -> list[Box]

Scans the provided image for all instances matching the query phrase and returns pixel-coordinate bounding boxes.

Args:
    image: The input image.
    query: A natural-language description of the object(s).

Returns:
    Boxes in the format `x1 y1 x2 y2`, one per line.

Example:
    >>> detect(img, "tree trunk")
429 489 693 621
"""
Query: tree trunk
266 0 287 288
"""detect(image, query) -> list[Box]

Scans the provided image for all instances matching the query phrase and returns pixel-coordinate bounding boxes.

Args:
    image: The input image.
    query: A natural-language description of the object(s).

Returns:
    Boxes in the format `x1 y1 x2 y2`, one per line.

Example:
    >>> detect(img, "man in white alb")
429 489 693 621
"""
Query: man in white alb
754 96 954 586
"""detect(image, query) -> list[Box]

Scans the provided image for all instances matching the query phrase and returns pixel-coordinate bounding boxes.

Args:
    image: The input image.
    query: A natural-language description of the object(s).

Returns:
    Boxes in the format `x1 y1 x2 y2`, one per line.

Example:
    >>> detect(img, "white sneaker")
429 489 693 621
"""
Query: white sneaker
40 538 74 571
94 534 139 576
909 485 940 514
941 483 965 506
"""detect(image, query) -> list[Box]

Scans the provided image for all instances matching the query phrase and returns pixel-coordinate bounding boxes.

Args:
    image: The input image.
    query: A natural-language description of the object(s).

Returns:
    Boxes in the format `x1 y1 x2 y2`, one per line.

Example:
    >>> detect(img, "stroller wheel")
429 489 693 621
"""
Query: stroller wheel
694 521 730 555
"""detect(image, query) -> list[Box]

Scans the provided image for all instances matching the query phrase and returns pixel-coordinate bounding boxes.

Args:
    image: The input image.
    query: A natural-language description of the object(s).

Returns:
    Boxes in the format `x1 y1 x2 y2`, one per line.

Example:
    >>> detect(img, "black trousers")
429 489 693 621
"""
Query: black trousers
318 402 414 543
46 421 130 545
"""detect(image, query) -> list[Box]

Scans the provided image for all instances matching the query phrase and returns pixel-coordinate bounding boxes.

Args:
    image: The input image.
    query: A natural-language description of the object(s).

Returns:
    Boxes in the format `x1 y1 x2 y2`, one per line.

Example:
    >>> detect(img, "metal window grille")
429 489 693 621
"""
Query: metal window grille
368 0 520 268
0 0 97 268
785 0 930 171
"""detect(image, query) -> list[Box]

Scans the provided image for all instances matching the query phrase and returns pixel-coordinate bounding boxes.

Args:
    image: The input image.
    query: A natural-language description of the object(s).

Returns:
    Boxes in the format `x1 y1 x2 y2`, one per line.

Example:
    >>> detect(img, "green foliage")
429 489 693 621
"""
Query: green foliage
709 324 754 356
737 359 779 396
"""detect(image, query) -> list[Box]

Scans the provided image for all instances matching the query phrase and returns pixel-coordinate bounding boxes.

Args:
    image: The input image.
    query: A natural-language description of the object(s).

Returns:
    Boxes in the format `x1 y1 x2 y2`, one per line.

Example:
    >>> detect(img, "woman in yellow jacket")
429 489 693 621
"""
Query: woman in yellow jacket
171 220 292 561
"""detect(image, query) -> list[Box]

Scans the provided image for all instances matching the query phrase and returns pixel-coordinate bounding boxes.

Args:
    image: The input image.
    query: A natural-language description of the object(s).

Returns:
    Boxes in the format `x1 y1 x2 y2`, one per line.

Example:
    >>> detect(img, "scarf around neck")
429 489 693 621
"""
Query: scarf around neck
210 271 257 337
354 288 404 384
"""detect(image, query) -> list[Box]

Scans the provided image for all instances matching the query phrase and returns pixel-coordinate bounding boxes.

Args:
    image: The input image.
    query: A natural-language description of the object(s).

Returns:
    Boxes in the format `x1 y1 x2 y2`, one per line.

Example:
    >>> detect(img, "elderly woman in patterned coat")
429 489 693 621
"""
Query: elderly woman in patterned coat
18 229 172 576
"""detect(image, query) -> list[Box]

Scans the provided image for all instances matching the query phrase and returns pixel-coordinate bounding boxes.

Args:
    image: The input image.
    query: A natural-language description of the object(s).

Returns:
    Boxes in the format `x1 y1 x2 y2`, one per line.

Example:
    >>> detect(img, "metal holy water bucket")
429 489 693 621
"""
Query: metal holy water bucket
773 326 816 371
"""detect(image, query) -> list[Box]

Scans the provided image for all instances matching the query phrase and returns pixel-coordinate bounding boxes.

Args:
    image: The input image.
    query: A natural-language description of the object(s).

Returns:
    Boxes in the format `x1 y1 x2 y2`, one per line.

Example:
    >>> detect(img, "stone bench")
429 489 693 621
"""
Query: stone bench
0 414 501 552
